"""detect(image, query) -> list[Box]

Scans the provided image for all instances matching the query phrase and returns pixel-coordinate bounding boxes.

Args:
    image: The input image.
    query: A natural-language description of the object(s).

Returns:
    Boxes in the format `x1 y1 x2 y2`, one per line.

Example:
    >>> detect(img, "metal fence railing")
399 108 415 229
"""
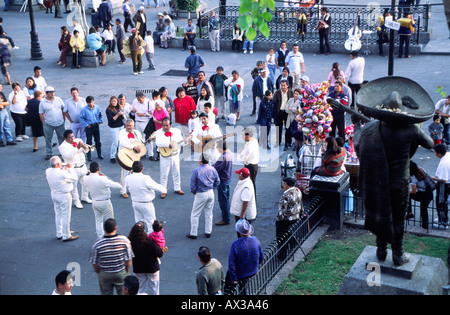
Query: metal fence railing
198 4 430 46
345 189 449 233
224 195 325 295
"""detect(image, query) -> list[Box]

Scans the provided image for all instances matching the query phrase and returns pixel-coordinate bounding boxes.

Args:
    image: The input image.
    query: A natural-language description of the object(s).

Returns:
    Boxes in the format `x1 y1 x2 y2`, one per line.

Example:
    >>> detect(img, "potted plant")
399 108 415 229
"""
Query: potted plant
175 0 198 19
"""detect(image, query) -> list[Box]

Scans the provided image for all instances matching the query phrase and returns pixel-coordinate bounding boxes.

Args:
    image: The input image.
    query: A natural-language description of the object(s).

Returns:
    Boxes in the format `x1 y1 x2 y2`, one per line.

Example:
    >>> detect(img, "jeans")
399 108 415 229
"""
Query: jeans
70 122 86 142
43 122 65 155
398 35 411 58
109 126 122 159
217 179 231 223
0 109 13 142
243 39 253 52
145 52 154 69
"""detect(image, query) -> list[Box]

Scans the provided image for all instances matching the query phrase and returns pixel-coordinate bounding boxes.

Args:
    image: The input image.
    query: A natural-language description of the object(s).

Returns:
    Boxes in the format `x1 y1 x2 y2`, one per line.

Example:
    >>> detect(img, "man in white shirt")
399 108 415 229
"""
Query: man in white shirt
153 117 186 198
39 86 65 160
59 129 92 209
285 44 306 89
434 96 450 147
131 91 155 160
45 156 79 242
118 119 145 198
64 87 87 142
118 93 133 121
344 51 365 108
83 161 123 237
191 112 223 163
237 128 260 193
124 161 167 233
229 168 257 229
32 66 47 93
432 143 450 227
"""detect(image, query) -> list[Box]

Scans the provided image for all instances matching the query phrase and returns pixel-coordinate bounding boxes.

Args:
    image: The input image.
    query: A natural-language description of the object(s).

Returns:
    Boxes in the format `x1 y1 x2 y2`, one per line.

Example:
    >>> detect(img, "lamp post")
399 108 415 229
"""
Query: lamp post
388 0 396 76
28 0 43 60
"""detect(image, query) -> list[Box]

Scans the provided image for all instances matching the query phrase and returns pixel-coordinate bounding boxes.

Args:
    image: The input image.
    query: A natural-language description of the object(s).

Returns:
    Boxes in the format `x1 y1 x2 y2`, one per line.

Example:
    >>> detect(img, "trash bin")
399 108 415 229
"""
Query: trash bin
280 154 296 187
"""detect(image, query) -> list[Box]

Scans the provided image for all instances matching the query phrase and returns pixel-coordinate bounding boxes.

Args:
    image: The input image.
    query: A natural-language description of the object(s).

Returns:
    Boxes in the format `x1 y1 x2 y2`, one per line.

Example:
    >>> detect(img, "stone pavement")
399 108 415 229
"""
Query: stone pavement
0 1 448 295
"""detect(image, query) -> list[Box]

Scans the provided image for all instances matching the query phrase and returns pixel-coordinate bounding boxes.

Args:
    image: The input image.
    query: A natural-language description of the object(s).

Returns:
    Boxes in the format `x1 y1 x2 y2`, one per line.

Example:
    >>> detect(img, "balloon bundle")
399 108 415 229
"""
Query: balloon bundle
295 81 333 142
345 124 355 157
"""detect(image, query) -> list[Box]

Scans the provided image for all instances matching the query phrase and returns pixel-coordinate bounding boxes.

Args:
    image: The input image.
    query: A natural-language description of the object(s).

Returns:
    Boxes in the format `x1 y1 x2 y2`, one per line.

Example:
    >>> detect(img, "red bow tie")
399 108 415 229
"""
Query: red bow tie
128 132 135 139
164 132 173 137
202 125 209 131
72 142 78 148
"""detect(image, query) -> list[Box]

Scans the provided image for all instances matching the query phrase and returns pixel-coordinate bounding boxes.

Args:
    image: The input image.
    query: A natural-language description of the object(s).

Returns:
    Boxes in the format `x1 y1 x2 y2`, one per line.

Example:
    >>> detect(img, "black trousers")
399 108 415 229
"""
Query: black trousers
244 163 258 193
85 123 102 158
72 50 82 67
319 29 330 54
123 13 134 32
183 34 196 49
348 82 362 108
329 114 345 139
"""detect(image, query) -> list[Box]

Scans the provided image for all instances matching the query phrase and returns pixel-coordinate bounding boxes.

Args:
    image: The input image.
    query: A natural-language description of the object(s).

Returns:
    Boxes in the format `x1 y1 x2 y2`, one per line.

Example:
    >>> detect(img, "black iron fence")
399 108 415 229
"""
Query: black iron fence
345 189 449 233
198 4 430 46
225 196 325 295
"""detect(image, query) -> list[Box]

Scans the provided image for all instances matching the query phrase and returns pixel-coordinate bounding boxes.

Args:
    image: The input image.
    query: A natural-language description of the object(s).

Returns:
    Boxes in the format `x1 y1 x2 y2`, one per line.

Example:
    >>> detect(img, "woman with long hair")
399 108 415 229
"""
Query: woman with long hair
128 222 165 295
327 62 345 87
311 136 346 177
197 86 215 114
105 96 125 163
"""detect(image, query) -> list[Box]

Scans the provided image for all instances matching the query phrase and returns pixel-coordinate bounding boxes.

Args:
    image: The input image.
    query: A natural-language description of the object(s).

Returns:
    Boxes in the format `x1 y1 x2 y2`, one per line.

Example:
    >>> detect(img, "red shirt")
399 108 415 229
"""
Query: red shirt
174 95 196 125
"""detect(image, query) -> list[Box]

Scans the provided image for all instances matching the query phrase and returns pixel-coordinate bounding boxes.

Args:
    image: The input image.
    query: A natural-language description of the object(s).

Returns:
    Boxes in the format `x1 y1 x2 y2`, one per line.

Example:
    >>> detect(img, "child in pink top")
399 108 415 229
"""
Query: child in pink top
149 220 165 264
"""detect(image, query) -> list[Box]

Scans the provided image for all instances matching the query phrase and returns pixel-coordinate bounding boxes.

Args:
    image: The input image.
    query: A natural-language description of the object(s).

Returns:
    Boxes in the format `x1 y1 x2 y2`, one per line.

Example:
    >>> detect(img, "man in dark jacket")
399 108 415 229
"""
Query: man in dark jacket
98 0 113 28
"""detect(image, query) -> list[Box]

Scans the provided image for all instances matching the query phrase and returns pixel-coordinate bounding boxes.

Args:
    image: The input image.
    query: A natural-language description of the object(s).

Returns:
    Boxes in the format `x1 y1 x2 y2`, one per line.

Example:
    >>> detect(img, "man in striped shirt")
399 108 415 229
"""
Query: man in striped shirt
89 218 134 295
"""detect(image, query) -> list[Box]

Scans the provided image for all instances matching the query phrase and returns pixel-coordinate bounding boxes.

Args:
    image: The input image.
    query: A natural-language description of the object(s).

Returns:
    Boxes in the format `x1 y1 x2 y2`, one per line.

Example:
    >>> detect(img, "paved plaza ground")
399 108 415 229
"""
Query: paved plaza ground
0 0 449 295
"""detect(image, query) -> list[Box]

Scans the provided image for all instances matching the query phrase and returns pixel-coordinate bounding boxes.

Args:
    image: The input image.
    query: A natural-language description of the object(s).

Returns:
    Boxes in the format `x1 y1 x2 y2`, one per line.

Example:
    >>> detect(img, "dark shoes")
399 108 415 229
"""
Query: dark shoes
186 234 197 239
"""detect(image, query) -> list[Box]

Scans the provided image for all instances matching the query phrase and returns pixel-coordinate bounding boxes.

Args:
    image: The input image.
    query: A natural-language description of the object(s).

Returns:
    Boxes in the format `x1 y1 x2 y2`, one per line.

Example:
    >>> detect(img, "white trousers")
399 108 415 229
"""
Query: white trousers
160 155 181 191
121 169 130 194
52 192 72 240
190 190 214 236
92 199 114 237
132 201 156 233
135 120 154 157
71 165 89 202
135 271 160 295
209 30 220 51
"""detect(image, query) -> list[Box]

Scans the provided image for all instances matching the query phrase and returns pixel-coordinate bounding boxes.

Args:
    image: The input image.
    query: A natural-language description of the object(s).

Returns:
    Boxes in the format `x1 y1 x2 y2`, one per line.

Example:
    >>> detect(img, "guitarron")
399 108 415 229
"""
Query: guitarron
116 141 148 171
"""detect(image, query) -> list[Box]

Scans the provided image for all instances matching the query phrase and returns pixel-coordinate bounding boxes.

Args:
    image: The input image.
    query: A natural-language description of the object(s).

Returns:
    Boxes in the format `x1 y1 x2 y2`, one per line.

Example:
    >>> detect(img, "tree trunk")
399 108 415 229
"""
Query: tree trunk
444 0 450 36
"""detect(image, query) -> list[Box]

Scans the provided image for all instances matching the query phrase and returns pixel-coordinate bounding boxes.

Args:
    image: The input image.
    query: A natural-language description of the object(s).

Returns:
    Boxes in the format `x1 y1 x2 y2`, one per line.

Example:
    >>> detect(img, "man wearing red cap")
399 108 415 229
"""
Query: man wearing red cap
230 167 257 233
118 119 145 198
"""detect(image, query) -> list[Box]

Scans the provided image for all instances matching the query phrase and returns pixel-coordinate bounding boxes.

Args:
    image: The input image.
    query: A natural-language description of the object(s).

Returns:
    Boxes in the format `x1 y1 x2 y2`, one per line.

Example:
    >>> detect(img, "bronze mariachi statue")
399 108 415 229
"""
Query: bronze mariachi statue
331 76 435 266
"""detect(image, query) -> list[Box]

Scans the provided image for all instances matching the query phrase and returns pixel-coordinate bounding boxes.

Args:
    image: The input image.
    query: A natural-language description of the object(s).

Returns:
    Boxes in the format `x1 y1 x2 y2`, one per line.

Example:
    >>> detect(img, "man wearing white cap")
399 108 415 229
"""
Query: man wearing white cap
225 219 263 292
300 75 309 88
39 86 65 160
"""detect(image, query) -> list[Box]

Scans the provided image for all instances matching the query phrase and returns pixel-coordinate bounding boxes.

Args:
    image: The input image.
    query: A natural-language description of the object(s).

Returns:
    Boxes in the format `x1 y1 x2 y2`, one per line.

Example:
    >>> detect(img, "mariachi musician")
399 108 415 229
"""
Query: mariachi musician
153 117 187 198
118 119 145 198
317 6 331 55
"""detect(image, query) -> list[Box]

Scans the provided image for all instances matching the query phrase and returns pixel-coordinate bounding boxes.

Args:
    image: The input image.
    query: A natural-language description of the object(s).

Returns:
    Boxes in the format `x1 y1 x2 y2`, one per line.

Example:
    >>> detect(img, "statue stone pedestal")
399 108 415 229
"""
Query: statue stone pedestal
338 246 448 295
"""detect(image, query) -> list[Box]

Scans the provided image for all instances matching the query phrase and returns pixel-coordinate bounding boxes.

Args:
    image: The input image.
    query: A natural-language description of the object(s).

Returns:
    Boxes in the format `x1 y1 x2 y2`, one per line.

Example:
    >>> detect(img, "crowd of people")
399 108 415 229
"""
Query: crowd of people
0 1 447 295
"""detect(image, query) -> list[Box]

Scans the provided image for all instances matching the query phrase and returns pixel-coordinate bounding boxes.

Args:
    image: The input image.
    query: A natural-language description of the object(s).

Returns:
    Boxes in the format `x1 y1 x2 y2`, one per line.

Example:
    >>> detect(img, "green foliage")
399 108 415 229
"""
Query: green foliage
238 0 275 41
437 86 447 98
175 0 198 12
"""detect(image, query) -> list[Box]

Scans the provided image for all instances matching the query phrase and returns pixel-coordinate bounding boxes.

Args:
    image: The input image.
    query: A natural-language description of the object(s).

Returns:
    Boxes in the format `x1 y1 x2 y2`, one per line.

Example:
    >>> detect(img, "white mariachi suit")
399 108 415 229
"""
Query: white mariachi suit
45 166 78 240
59 139 90 203
190 123 222 163
118 128 144 195
83 172 123 237
124 172 167 233
154 127 184 191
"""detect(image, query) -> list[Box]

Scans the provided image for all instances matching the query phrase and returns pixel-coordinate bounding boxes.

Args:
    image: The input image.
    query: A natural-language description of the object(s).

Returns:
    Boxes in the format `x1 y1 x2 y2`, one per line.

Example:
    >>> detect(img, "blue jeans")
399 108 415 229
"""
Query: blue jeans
0 109 13 142
243 40 254 52
217 179 231 223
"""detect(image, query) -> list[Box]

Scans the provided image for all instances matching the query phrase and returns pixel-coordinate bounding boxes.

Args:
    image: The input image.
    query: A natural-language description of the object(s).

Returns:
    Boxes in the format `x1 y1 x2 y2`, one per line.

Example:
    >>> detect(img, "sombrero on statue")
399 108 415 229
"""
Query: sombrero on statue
356 76 435 124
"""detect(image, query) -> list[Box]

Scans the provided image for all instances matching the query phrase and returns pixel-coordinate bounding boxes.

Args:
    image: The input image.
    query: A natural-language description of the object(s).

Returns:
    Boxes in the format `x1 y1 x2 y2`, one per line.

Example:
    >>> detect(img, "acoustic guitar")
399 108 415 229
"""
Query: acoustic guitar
116 141 148 171
159 135 192 158
116 131 156 170
193 133 236 153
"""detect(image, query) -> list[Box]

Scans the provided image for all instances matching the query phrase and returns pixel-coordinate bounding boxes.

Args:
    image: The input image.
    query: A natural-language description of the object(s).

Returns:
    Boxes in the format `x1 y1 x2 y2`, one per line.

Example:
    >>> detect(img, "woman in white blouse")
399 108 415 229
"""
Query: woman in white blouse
101 23 116 55
196 86 215 114
8 82 29 141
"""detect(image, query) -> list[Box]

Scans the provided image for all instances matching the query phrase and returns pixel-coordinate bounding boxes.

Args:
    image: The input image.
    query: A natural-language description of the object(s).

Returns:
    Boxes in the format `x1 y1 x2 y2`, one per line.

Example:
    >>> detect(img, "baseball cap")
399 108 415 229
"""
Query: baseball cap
235 167 250 178
45 86 55 92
